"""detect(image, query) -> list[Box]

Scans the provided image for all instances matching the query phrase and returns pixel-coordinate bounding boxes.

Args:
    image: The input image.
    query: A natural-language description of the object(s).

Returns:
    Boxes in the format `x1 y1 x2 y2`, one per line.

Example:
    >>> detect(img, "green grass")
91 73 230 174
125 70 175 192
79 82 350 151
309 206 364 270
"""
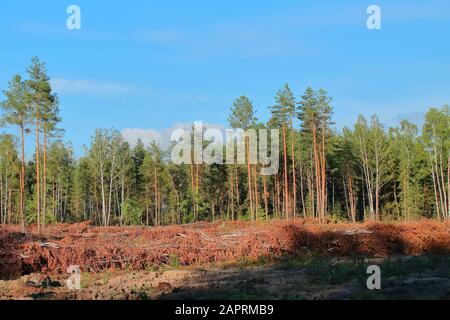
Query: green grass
57 253 450 300
80 272 93 289
101 271 112 285
0 282 11 295
350 255 450 300
29 292 56 300
168 253 181 269
130 287 153 300
278 253 450 298
380 255 448 277
278 255 368 285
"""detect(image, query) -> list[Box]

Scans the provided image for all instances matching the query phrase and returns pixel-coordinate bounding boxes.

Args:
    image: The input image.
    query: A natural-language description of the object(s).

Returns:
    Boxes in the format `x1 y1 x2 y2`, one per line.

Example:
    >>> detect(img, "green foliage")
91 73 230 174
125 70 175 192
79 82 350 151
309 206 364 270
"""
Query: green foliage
121 199 142 226
168 253 181 269
2 58 450 227
270 83 296 126
228 96 257 130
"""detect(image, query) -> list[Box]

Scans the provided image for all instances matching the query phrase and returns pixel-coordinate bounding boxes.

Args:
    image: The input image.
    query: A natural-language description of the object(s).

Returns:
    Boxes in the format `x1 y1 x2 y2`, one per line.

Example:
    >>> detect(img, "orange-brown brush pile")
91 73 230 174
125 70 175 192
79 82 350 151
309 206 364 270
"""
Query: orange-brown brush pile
1 219 450 279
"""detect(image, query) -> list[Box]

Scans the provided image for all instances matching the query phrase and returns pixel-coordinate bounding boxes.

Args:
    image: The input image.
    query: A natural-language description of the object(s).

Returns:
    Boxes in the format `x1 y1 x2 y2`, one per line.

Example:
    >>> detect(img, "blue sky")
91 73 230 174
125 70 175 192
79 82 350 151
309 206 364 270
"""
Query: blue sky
1 0 450 156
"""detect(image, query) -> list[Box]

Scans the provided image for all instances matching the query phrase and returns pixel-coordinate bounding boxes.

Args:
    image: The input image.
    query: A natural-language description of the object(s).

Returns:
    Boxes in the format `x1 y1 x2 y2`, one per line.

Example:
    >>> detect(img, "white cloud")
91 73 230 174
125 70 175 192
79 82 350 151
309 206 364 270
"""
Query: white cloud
121 128 162 147
50 78 211 103
51 78 153 96
394 111 426 129
121 122 225 149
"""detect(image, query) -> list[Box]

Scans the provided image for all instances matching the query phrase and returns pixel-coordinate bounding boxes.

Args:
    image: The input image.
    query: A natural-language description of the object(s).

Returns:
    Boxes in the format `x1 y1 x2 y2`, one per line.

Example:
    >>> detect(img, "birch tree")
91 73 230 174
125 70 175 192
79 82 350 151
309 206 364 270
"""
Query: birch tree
422 106 450 220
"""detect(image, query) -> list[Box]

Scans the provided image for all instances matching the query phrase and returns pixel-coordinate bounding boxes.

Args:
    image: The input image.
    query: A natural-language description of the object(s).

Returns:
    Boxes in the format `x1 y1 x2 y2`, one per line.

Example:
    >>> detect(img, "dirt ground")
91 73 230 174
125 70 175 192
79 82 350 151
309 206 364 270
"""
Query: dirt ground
1 254 450 300
1 219 450 300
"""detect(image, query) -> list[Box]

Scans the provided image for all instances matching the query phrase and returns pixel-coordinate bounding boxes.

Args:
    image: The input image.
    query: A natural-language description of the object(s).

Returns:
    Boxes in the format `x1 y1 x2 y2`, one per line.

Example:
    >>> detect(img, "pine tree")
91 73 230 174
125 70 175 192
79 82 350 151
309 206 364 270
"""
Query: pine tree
228 96 257 220
40 90 61 228
26 57 55 232
298 87 333 222
1 74 31 229
271 84 296 219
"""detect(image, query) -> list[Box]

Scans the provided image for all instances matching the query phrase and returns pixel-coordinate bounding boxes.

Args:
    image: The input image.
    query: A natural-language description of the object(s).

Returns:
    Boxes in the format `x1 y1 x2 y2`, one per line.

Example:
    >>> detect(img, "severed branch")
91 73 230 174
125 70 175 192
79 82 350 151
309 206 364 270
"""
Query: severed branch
37 242 60 249
221 232 246 238
342 229 373 235
0 249 29 259
176 233 191 239
198 231 214 241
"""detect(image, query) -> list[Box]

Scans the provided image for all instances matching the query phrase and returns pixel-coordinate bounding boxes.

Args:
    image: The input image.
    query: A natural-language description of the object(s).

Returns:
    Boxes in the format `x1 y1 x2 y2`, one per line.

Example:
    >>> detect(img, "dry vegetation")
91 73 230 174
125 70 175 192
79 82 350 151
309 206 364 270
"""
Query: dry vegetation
1 219 450 299
1 219 450 279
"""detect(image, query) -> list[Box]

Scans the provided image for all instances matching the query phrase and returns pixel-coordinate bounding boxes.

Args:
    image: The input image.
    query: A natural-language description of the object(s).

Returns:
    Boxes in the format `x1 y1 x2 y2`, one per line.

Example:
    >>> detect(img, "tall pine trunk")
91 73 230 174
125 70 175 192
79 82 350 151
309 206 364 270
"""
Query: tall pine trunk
234 165 240 217
263 174 268 220
299 155 306 218
154 166 158 226
35 105 41 233
246 137 254 220
282 124 289 219
42 128 47 229
321 130 327 222
20 124 25 230
253 164 259 219
190 162 196 221
290 125 297 219
312 126 321 222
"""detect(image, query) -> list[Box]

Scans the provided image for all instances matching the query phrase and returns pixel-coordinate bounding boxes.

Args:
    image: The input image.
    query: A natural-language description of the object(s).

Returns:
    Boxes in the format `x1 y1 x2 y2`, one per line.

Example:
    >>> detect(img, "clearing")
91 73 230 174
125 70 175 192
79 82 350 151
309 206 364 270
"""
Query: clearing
1 219 450 300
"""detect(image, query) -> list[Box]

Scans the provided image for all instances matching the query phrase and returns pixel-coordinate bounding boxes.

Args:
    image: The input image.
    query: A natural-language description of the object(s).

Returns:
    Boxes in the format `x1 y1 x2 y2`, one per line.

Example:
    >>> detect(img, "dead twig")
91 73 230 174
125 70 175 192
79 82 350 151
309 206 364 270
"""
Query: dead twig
198 231 214 241
37 242 60 249
0 249 29 259
221 232 246 238
343 229 373 235
176 233 191 239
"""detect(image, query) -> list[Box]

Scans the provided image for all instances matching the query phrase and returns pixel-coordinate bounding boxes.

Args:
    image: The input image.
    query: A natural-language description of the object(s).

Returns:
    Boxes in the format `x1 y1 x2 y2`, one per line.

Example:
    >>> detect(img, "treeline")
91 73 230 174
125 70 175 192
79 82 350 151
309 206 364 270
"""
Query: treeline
1 58 449 230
